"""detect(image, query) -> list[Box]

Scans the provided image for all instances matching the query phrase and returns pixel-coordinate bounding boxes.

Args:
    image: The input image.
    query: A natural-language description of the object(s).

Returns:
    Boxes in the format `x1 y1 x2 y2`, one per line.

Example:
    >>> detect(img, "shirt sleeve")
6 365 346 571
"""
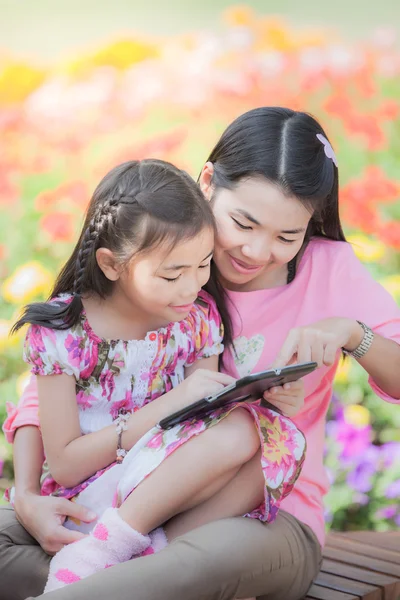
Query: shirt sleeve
2 376 40 444
23 324 75 377
184 290 224 366
334 242 400 404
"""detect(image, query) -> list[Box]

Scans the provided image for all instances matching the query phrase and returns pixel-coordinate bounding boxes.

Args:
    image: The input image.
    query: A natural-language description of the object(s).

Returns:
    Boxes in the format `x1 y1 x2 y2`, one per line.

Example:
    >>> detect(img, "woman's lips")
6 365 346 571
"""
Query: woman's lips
229 255 263 275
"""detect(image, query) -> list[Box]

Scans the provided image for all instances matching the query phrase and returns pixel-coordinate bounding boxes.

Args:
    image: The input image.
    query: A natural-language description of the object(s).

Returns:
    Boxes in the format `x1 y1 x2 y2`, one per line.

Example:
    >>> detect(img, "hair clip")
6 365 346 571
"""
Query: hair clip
316 133 338 167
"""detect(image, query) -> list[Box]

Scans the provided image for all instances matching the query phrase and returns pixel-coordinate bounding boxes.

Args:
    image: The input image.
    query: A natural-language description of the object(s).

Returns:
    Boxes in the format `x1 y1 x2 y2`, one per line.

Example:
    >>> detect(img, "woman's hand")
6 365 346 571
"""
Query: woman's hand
14 492 96 555
273 318 364 368
263 379 305 418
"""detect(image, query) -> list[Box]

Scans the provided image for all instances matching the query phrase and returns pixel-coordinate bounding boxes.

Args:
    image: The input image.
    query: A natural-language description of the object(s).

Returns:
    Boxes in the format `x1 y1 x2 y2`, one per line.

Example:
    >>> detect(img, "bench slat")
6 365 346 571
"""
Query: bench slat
305 583 360 600
327 533 400 564
314 572 381 600
335 532 400 553
323 546 400 578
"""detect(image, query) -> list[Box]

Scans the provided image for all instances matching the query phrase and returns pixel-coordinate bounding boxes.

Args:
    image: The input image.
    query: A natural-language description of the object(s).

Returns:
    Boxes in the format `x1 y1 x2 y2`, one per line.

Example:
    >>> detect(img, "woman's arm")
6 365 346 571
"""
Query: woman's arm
274 318 400 400
12 426 96 554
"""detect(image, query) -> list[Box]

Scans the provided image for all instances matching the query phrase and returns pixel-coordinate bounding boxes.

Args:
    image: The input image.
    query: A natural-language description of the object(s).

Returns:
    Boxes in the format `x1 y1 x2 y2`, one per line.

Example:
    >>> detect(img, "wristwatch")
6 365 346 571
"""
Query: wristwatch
343 321 374 359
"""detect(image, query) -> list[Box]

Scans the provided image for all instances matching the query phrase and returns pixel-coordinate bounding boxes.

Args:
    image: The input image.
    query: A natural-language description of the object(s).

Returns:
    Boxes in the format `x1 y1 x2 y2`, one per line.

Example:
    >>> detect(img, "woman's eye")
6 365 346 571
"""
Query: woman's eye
199 262 212 270
232 217 252 231
163 275 181 283
278 236 295 244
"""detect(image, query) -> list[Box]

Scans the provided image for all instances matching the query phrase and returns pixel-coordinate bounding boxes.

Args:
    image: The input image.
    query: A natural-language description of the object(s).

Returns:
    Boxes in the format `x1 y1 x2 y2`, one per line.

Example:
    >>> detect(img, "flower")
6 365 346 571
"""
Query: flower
334 356 352 384
347 234 386 262
2 262 53 304
0 62 47 104
344 404 371 428
40 212 75 243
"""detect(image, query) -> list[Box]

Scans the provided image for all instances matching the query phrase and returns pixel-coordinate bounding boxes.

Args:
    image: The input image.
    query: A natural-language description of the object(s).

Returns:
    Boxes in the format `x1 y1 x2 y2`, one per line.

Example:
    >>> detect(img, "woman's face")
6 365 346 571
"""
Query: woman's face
202 172 312 291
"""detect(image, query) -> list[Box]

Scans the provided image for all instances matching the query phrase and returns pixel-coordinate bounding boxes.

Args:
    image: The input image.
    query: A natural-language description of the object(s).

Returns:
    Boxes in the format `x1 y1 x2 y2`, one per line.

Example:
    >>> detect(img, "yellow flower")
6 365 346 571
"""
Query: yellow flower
223 6 255 27
344 404 370 428
0 62 47 105
380 275 400 302
2 261 53 305
261 416 292 464
335 356 352 384
16 371 31 396
67 39 159 76
348 234 386 262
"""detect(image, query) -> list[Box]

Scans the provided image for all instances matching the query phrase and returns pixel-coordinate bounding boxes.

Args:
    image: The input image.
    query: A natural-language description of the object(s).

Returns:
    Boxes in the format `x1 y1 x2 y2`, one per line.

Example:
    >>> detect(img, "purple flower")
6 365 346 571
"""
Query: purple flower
337 422 372 461
380 442 400 468
395 514 400 527
376 505 398 519
385 479 400 499
347 461 375 493
0 459 3 478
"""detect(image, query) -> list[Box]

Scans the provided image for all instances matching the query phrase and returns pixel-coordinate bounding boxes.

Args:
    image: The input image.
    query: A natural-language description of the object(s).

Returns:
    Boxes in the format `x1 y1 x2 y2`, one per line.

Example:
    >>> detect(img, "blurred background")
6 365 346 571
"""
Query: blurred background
0 1 399 531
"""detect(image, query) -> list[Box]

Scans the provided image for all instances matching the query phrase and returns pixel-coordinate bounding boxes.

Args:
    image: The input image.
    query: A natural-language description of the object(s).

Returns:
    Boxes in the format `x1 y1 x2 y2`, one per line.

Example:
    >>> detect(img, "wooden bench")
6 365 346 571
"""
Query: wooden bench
305 531 400 600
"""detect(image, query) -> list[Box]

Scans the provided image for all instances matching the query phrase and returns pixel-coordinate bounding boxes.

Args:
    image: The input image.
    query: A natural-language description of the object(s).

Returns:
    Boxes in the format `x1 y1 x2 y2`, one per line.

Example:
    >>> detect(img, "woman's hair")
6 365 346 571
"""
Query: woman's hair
204 106 346 244
12 159 233 348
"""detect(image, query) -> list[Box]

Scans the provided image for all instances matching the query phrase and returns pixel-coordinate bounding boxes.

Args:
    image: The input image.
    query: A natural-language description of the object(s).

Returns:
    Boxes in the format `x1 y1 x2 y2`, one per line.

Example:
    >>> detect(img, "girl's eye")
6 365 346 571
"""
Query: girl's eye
163 275 181 283
231 217 252 231
199 261 212 270
278 236 295 244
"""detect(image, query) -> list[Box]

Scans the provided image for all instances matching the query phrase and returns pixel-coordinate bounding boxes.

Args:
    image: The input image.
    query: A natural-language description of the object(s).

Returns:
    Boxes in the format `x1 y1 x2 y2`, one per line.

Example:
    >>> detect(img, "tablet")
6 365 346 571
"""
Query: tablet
158 361 317 430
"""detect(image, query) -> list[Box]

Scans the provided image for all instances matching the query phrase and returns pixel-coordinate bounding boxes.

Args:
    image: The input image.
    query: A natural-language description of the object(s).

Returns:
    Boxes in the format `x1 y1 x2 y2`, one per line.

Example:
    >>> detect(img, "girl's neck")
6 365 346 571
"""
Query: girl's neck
82 291 168 342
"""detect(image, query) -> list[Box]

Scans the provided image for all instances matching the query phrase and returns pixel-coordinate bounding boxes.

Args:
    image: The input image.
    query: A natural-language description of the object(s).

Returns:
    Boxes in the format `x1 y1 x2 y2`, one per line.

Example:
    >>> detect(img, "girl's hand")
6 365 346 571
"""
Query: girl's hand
177 369 236 408
14 492 96 555
273 318 364 368
263 379 305 418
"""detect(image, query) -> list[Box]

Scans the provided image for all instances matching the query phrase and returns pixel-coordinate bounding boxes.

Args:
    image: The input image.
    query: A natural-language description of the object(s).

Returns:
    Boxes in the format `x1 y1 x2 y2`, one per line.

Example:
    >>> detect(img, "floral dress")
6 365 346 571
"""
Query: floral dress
24 290 306 534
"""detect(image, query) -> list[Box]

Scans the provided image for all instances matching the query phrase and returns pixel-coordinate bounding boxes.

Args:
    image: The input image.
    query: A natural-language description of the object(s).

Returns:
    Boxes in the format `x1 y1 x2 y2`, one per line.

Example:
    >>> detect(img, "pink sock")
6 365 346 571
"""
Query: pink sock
44 508 150 592
139 527 168 557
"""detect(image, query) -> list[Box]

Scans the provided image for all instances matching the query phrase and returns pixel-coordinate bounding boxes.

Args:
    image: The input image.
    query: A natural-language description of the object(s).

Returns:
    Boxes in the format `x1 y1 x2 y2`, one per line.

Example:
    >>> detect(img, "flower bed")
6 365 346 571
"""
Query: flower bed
0 7 399 528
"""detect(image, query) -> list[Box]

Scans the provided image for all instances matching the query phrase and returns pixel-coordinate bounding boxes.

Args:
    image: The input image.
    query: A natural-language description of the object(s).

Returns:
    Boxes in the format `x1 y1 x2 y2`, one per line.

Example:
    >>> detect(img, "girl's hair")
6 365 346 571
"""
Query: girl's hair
204 106 346 244
12 159 233 348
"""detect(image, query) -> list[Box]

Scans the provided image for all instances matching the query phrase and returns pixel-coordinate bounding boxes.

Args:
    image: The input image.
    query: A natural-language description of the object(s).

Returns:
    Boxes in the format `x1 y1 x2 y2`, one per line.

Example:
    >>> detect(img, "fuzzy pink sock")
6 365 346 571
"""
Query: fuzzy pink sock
139 527 168 557
44 508 151 592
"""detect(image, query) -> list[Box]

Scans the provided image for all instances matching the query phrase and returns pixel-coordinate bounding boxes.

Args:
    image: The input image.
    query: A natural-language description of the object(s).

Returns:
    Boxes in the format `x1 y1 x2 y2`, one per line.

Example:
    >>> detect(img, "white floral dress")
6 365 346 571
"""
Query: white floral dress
24 290 306 533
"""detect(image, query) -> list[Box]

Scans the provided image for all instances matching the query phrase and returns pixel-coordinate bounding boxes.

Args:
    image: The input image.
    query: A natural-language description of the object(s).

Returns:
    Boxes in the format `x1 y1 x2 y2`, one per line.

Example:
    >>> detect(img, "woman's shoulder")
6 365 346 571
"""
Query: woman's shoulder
304 238 357 273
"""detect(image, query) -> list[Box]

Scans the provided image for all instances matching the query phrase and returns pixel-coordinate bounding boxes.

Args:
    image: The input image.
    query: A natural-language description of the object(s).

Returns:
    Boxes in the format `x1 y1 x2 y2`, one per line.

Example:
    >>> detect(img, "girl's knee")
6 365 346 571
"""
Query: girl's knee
216 408 260 464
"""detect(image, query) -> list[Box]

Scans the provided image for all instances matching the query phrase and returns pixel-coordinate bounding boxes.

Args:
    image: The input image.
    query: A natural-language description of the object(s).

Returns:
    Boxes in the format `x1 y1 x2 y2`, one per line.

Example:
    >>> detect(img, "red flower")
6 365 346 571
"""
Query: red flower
40 212 75 242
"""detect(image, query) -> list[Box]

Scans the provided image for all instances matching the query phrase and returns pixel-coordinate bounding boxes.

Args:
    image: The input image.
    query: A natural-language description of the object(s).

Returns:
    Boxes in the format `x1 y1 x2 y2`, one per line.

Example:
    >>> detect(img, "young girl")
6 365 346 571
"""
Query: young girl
11 158 306 593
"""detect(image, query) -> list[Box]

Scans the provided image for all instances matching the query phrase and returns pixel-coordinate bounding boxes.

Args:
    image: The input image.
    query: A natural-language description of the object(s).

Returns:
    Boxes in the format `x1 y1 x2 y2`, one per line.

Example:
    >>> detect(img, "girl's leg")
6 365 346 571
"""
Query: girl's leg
45 408 261 591
118 408 260 532
165 449 264 541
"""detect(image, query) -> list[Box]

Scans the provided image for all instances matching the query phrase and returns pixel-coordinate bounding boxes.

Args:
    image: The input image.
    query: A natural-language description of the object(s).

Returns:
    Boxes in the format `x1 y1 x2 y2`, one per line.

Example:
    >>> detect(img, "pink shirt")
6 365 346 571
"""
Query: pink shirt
4 239 400 546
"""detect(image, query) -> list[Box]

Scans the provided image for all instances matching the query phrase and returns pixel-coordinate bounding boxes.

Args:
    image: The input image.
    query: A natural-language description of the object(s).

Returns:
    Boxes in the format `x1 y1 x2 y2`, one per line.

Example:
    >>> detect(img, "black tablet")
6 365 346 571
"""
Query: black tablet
158 361 317 430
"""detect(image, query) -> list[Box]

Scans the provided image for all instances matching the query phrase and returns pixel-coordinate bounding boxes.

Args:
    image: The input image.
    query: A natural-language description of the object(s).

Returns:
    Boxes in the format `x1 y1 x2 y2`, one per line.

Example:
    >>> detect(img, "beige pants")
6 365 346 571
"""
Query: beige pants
0 506 321 600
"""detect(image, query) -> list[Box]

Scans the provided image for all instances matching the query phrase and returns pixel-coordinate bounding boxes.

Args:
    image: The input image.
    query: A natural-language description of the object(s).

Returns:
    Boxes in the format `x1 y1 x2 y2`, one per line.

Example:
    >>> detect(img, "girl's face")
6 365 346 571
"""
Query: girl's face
110 226 214 325
201 170 312 291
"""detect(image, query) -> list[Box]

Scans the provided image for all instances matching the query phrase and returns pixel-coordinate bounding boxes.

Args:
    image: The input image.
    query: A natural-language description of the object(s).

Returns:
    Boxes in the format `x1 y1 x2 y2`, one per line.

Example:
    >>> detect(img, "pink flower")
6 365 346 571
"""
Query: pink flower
146 431 164 450
99 370 115 401
110 391 134 419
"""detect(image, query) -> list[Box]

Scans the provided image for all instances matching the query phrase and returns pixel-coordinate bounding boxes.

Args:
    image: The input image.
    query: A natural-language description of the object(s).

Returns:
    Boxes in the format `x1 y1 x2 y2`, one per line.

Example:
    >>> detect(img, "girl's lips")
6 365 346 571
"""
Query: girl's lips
229 255 263 275
170 303 194 313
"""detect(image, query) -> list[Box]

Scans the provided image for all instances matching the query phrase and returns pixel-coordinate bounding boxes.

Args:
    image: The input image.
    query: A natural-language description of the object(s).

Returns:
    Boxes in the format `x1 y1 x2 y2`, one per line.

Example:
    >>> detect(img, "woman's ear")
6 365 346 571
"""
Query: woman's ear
96 248 121 281
199 162 214 201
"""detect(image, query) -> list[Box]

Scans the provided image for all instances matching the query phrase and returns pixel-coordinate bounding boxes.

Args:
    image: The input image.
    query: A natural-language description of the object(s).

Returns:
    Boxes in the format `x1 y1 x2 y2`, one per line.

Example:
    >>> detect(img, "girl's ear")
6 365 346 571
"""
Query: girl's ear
199 162 214 201
96 248 121 281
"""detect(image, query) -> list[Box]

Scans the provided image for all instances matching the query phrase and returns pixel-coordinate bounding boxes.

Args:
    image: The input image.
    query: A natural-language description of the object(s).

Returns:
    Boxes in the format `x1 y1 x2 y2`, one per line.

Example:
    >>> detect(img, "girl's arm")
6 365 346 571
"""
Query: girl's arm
39 366 234 489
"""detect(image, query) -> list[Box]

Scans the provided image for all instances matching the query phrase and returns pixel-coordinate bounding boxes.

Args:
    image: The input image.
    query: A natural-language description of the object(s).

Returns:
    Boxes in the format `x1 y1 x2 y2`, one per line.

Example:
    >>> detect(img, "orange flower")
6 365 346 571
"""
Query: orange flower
40 212 75 243
378 221 400 250
223 6 255 27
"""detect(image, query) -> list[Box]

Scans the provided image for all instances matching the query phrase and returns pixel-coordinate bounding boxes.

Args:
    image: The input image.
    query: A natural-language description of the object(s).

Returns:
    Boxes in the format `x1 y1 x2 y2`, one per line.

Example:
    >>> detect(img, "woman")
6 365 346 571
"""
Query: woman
1 107 400 600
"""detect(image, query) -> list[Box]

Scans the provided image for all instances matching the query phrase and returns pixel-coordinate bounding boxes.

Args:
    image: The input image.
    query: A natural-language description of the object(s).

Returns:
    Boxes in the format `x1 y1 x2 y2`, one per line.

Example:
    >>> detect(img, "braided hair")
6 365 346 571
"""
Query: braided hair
12 159 234 350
